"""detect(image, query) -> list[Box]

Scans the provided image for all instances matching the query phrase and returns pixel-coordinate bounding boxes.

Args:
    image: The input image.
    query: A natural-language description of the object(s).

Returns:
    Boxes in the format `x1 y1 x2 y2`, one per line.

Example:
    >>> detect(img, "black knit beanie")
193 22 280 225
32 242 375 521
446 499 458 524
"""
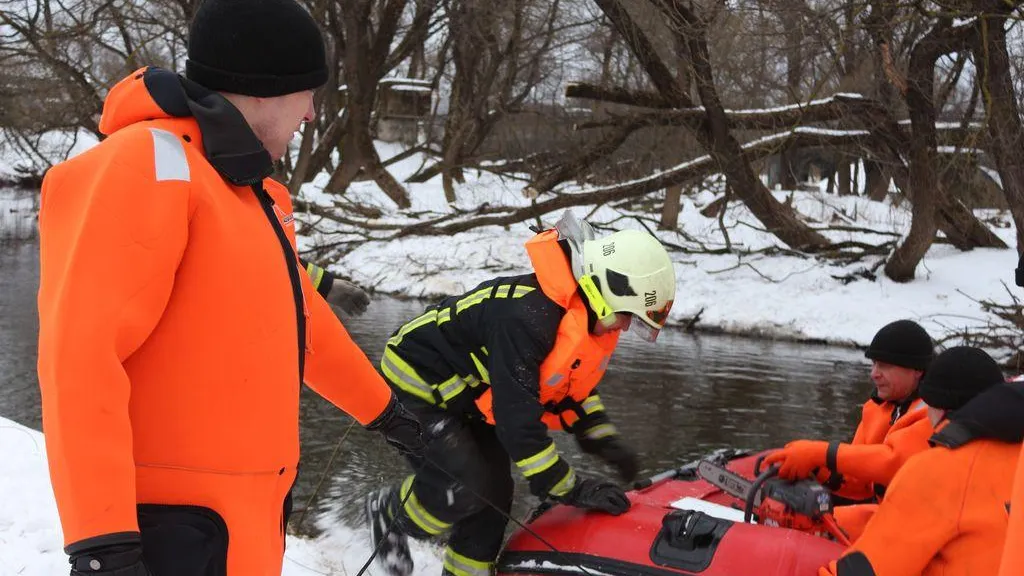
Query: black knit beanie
918 346 1005 411
185 0 328 97
864 320 934 371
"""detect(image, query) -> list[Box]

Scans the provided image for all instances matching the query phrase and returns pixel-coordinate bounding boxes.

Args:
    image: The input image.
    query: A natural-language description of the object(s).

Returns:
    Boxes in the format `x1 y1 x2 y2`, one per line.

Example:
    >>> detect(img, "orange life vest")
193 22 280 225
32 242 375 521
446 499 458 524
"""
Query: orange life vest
474 229 619 430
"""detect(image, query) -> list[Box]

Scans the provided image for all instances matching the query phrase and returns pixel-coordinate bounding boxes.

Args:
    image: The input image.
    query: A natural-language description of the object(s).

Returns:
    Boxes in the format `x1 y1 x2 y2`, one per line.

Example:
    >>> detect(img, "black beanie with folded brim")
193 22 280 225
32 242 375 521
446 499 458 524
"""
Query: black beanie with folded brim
918 346 1005 411
863 319 934 371
185 0 328 97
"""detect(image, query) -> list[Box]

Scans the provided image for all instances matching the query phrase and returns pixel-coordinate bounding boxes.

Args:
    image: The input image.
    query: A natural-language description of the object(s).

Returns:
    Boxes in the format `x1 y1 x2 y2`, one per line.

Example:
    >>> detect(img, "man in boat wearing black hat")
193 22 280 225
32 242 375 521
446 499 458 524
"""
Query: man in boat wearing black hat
764 319 936 539
822 345 1024 576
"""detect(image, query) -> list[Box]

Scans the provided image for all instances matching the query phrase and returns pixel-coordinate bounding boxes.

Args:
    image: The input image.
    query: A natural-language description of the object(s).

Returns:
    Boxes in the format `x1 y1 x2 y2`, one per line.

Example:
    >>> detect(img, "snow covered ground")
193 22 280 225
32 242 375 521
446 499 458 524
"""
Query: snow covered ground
0 415 445 575
293 141 1022 354
3 132 1021 356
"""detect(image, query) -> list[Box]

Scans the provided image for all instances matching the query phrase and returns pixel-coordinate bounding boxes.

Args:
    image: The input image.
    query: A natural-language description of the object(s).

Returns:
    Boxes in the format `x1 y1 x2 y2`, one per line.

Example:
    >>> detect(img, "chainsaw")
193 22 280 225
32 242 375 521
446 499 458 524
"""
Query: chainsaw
696 459 851 545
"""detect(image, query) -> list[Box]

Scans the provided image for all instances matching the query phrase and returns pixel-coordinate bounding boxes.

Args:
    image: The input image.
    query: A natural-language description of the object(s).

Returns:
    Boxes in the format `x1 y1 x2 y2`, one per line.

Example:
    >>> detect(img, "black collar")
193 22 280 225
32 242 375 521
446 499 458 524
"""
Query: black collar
143 67 274 186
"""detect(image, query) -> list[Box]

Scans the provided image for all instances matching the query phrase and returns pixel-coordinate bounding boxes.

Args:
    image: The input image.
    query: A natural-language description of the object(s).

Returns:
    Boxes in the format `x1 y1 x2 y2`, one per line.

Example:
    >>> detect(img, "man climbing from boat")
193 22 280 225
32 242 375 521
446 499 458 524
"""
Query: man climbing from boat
364 211 678 576
763 319 936 539
821 346 1024 576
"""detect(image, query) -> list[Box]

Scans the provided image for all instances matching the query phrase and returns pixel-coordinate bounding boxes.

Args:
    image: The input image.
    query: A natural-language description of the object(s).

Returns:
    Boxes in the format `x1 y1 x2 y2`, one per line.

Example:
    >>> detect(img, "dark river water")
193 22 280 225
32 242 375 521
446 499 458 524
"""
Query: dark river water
0 190 870 536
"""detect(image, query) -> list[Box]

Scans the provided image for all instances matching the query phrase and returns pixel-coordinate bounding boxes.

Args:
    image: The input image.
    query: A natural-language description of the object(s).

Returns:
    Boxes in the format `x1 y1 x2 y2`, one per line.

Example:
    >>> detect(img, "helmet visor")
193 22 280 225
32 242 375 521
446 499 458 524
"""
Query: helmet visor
630 316 661 342
646 299 673 328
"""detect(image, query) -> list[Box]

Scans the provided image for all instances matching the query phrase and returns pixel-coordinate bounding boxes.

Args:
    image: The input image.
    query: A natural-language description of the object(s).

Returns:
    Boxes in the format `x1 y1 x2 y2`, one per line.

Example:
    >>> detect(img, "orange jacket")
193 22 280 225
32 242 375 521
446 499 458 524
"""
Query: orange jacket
823 383 1023 576
828 395 931 502
474 229 619 431
999 444 1024 576
37 67 393 553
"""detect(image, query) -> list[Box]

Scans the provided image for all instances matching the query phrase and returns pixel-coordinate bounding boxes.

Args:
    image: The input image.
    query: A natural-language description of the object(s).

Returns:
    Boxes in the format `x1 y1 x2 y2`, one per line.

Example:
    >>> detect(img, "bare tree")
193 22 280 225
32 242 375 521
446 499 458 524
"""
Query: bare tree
301 0 437 209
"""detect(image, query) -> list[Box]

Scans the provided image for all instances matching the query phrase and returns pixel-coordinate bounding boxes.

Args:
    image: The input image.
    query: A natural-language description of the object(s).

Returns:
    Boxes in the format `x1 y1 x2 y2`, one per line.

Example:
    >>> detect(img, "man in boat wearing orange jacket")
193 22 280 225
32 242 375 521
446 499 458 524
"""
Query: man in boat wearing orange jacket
821 346 1023 576
363 212 677 576
35 1 425 575
998 254 1024 576
764 319 935 539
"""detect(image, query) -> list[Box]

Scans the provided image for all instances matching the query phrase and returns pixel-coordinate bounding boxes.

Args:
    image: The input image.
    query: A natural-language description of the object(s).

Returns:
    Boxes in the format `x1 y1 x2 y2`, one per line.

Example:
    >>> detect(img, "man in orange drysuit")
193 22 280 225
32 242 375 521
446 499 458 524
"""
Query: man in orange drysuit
998 254 1024 576
36 1 425 575
821 346 1023 576
764 319 935 539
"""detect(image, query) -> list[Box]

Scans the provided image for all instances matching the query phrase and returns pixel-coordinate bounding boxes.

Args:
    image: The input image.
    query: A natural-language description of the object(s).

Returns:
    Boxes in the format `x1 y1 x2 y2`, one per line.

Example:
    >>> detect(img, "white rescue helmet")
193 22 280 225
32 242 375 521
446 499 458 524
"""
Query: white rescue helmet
580 229 676 342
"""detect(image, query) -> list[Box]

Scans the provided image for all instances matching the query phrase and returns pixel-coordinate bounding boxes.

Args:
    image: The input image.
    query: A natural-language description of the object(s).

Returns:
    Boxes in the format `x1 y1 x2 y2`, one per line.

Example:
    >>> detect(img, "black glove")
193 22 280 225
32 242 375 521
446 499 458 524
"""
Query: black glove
365 394 427 459
70 543 152 576
326 278 371 316
556 477 631 516
577 433 640 483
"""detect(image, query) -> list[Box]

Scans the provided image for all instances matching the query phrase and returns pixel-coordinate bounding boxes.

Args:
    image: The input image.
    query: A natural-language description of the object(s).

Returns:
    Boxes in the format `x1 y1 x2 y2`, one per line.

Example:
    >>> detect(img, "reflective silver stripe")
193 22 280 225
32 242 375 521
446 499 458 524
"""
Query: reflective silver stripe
400 476 450 535
515 443 559 477
548 467 577 497
149 128 190 182
597 354 610 372
495 285 511 299
583 423 617 440
910 399 926 412
437 376 467 401
381 351 435 401
443 549 493 576
513 286 535 298
544 373 564 388
582 396 604 414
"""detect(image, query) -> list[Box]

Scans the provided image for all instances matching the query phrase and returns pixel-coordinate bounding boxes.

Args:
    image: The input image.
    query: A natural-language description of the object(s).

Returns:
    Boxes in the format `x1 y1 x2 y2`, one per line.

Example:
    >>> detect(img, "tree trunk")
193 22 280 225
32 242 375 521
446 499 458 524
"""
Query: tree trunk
837 160 851 196
660 184 683 230
884 26 944 282
974 15 1024 254
675 8 829 250
864 159 890 201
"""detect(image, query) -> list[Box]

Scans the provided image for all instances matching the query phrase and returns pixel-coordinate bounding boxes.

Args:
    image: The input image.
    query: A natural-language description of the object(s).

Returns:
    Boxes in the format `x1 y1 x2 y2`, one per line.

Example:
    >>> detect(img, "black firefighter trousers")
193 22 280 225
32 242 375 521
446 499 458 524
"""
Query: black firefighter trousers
384 397 514 576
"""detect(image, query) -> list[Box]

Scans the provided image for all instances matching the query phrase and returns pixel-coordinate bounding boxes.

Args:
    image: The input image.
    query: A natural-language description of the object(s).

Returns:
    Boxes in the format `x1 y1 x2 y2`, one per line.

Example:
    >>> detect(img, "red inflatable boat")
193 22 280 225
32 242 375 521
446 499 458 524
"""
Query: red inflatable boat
497 449 846 576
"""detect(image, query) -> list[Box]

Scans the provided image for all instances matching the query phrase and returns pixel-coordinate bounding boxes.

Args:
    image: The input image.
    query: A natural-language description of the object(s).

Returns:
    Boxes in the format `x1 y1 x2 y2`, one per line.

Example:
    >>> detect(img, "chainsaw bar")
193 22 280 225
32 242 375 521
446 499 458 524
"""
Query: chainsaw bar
697 460 761 506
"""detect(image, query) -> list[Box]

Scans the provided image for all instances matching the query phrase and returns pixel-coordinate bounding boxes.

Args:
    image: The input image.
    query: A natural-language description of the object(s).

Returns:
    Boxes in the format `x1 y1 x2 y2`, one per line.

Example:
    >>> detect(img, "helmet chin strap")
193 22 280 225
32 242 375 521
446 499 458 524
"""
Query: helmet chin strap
579 273 617 327
553 211 617 327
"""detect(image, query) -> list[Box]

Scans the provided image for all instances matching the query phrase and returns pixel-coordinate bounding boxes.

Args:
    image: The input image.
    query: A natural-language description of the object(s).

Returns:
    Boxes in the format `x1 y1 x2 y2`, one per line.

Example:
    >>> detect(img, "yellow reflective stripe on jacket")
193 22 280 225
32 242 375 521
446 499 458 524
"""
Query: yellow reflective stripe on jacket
442 548 494 576
470 352 489 383
436 374 468 403
515 443 559 477
549 467 577 497
582 395 605 415
400 476 451 535
381 347 436 403
305 262 325 290
582 423 617 440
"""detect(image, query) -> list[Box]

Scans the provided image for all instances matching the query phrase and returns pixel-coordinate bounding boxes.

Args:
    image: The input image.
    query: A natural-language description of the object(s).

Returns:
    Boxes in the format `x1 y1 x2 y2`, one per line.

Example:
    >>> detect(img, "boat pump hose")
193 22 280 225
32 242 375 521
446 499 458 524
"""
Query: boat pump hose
355 451 604 576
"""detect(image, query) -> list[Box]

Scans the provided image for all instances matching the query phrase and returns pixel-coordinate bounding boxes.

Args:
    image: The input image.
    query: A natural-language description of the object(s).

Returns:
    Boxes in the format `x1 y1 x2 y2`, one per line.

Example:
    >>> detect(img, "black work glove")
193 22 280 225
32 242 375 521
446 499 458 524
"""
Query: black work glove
365 394 427 460
326 278 371 316
578 435 639 483
556 477 631 516
70 543 152 576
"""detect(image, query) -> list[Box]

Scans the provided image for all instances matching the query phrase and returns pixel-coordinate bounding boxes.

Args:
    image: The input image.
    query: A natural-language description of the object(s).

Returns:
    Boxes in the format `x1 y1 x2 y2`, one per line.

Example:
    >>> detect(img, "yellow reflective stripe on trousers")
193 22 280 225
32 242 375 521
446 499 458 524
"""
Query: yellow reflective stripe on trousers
443 548 494 576
381 348 436 403
515 443 559 477
400 476 450 536
582 395 605 414
583 423 617 440
549 467 577 497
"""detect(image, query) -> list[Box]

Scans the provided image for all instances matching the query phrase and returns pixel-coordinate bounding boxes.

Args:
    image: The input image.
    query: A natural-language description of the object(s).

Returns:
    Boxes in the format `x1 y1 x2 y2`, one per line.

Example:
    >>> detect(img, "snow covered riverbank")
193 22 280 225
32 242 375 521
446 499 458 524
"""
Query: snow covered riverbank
0 415 445 575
